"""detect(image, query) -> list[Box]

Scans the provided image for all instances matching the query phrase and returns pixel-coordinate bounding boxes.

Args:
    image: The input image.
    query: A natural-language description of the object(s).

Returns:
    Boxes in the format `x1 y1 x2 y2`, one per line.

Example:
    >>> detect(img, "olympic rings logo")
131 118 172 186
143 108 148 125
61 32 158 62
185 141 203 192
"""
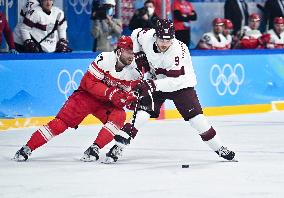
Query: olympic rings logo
57 69 84 100
68 0 92 15
210 64 245 96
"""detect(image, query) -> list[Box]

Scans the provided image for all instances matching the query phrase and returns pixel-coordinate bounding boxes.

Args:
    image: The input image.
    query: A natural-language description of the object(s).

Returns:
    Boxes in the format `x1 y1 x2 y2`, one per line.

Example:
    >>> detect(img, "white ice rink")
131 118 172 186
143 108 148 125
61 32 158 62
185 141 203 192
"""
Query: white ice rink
1 112 284 198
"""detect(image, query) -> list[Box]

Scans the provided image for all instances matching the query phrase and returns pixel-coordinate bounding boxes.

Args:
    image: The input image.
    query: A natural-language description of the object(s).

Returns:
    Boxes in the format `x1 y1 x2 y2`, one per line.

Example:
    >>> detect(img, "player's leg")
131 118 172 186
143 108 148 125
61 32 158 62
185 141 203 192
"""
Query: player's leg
173 87 235 160
81 105 126 162
13 92 91 161
104 91 165 163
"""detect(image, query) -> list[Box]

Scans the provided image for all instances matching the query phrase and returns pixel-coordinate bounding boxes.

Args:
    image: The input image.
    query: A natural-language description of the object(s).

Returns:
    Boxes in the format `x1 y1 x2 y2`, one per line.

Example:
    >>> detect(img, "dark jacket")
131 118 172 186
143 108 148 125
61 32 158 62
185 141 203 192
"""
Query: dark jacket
128 7 158 31
264 0 284 30
224 0 249 35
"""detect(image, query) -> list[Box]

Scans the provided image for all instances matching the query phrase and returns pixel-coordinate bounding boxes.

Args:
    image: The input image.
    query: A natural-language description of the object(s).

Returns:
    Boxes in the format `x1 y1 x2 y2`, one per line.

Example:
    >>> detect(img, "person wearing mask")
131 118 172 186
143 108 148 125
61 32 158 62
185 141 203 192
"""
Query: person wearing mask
128 0 158 31
172 0 197 46
91 0 122 52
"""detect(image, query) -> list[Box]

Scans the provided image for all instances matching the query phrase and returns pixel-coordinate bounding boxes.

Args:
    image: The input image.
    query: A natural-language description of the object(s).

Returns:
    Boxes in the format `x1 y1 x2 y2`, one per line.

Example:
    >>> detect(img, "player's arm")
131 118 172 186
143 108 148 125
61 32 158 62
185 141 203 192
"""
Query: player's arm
131 28 151 72
55 9 72 52
197 34 213 49
56 9 67 40
80 55 137 108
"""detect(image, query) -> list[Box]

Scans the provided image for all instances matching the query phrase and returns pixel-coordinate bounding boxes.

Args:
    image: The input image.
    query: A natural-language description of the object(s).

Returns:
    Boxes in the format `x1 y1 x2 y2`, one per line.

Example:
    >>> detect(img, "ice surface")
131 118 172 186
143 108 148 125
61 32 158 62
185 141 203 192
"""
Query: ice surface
1 112 284 198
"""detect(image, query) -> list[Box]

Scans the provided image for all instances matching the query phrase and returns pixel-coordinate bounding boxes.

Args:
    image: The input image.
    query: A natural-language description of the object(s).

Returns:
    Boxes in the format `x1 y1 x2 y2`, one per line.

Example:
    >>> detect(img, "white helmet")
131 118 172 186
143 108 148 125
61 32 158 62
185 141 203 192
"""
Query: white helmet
102 0 116 6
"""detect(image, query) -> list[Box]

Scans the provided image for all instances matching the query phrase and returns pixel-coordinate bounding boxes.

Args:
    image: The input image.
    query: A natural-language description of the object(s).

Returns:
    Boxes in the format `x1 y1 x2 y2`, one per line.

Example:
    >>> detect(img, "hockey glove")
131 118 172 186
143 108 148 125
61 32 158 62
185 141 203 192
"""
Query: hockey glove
56 38 72 53
23 39 40 53
106 88 138 109
134 51 150 72
135 79 156 95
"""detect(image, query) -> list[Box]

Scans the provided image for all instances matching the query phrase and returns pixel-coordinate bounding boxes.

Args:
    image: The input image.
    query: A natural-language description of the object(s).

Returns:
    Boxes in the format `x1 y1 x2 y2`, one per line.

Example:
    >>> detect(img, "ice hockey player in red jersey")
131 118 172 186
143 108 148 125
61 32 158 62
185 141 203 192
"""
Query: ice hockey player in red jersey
104 19 236 163
13 36 142 162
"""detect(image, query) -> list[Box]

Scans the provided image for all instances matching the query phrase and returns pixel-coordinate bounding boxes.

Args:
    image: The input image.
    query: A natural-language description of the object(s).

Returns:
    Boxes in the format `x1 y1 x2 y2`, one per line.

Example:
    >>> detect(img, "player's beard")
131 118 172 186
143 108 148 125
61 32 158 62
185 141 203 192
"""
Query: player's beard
121 56 133 65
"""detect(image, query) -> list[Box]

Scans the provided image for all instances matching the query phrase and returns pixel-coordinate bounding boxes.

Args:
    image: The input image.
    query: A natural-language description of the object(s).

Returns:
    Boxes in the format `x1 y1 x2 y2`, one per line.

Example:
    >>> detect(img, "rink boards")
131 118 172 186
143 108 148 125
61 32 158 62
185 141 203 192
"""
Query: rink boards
1 50 284 130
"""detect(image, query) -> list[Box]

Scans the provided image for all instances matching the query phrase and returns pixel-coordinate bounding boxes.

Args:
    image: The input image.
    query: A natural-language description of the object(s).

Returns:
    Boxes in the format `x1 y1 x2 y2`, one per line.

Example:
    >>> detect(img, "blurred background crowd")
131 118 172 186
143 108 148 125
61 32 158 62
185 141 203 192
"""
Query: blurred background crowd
1 0 284 53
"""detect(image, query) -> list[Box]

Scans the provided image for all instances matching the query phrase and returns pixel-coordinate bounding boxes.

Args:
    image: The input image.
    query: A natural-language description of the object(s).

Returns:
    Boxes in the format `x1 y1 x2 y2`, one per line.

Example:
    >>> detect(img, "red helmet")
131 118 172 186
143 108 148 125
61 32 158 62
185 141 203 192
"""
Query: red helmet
212 18 224 26
117 36 133 50
224 19 233 29
274 17 284 24
155 19 175 39
249 13 261 22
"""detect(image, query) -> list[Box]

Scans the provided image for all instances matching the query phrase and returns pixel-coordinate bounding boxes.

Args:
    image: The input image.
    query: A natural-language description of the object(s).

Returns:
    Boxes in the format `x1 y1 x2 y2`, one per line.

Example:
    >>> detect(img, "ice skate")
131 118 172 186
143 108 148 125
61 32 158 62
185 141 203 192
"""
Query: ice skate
80 144 100 162
13 145 32 162
215 146 237 161
104 144 124 164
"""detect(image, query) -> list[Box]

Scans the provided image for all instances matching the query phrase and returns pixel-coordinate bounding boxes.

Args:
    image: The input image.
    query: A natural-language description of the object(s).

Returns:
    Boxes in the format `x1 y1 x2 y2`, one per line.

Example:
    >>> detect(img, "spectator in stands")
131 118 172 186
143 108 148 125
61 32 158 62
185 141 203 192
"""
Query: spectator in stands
0 12 18 54
90 0 101 51
263 17 284 49
128 0 158 31
172 0 197 47
152 0 171 19
91 0 122 52
13 0 71 53
223 19 234 49
224 0 249 35
263 0 284 30
197 18 230 50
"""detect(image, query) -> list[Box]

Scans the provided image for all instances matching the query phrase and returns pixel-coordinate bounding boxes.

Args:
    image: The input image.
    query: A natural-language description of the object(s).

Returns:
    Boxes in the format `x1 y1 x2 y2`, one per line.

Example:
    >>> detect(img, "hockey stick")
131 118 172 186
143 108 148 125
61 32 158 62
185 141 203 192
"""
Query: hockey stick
130 91 141 132
37 12 62 45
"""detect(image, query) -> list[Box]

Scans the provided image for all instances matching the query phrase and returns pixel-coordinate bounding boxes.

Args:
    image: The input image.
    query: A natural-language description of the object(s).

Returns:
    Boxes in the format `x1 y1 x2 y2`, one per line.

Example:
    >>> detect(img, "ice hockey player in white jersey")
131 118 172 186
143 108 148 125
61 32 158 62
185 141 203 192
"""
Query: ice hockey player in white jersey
265 17 284 49
197 18 230 50
236 13 263 49
104 19 236 163
13 0 40 49
14 0 71 53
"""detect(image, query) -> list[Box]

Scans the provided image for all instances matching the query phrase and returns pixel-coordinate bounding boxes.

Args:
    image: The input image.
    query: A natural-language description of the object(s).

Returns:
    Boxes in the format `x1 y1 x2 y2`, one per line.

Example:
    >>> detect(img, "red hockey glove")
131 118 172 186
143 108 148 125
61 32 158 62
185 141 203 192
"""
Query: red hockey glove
258 34 271 46
106 88 138 109
56 38 72 53
125 91 139 110
23 39 40 53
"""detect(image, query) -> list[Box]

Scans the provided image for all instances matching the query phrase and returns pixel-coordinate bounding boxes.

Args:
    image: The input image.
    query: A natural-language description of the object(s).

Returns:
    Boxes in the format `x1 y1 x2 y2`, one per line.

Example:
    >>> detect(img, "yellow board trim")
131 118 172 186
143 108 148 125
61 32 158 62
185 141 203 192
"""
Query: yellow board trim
1 103 283 131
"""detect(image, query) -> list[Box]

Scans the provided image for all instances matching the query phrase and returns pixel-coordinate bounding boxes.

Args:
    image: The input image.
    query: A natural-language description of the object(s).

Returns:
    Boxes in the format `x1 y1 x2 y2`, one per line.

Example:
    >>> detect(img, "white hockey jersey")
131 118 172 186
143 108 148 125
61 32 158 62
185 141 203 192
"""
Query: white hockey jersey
88 51 142 92
13 0 40 45
225 34 232 48
266 29 284 48
240 26 262 39
131 28 197 92
200 32 228 49
15 5 67 52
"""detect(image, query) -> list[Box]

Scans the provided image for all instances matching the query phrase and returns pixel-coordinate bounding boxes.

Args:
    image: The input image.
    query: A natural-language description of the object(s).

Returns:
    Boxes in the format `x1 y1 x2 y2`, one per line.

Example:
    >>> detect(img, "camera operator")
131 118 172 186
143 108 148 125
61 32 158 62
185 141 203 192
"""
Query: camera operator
91 0 122 52
128 0 159 31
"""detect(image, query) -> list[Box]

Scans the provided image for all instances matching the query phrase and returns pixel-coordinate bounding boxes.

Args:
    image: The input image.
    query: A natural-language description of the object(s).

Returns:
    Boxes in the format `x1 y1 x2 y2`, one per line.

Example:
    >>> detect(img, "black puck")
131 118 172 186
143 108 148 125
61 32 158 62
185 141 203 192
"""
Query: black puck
182 164 189 168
